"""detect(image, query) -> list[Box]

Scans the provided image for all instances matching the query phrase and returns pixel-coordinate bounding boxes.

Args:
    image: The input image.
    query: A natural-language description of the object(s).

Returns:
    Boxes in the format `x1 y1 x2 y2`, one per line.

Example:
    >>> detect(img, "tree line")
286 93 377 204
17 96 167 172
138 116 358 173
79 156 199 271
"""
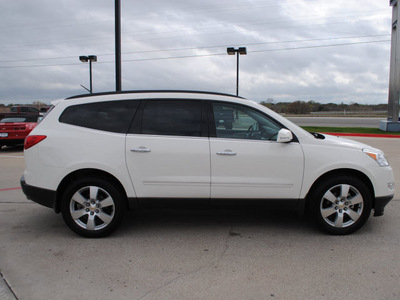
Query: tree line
260 99 388 114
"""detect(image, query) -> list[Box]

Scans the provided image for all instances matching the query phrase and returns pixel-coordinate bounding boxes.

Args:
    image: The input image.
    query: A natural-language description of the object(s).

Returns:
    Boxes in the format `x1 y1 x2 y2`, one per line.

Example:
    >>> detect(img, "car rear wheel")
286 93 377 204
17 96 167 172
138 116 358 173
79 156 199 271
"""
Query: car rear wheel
61 177 125 238
311 175 372 235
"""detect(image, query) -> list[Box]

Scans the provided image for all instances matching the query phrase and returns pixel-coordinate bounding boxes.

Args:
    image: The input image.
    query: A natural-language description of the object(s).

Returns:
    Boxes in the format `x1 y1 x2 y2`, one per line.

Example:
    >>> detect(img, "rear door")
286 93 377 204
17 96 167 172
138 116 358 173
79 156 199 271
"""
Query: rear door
209 102 304 199
125 99 210 198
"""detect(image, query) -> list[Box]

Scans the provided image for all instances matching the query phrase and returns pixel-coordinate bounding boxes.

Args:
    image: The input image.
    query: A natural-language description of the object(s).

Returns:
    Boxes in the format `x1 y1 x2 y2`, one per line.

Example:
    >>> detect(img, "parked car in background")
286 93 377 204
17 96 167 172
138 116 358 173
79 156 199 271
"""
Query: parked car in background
0 115 41 149
10 106 40 114
39 106 51 116
0 106 40 120
21 91 395 238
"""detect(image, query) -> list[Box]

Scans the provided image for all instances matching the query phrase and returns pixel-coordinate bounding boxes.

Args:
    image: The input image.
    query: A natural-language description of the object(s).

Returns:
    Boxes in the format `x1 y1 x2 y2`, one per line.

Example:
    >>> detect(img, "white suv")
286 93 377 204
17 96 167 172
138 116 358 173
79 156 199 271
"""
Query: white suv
21 91 395 237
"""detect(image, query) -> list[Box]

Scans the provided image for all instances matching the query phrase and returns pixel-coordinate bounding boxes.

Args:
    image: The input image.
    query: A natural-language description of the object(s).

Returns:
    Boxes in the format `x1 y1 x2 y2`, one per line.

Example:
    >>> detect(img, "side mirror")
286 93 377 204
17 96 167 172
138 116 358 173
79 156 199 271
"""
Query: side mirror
277 129 293 143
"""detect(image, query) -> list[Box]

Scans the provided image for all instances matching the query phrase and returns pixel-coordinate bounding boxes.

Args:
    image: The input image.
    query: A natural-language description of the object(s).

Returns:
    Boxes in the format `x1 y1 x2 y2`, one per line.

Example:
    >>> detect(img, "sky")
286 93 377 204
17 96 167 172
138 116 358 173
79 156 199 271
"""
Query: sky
0 0 394 105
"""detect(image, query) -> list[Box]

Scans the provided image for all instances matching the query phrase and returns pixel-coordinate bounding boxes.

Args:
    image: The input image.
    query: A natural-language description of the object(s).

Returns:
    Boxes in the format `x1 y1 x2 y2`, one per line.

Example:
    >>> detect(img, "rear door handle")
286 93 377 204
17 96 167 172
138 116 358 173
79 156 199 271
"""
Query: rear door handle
131 147 151 153
216 150 237 156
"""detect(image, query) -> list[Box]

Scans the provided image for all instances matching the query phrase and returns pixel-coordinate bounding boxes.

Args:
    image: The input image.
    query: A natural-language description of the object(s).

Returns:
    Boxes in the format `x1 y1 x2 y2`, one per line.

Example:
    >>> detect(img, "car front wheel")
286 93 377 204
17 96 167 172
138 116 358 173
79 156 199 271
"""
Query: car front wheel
61 177 125 238
311 176 372 235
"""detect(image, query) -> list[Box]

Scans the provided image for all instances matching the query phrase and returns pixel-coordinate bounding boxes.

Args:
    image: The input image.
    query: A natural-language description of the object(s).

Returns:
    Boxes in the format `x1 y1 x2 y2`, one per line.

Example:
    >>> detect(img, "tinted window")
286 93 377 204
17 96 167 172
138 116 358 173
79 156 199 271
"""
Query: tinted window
10 107 38 113
213 103 282 141
59 100 139 133
21 107 38 113
141 100 203 137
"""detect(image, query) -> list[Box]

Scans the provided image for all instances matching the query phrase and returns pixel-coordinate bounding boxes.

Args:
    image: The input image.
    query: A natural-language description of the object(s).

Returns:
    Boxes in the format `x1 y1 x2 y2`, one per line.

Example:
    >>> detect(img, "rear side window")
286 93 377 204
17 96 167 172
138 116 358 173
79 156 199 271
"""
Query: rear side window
59 100 139 133
140 100 203 137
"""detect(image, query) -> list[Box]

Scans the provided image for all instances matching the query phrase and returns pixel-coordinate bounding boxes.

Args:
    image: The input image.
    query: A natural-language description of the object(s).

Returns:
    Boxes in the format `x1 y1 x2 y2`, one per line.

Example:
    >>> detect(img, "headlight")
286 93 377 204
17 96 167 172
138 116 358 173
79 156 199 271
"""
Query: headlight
363 148 389 167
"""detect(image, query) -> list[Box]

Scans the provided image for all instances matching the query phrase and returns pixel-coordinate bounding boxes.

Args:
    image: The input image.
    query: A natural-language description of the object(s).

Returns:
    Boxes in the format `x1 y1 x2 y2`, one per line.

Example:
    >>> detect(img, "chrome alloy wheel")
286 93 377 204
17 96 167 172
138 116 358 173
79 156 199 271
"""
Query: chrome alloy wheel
69 186 115 231
320 184 364 228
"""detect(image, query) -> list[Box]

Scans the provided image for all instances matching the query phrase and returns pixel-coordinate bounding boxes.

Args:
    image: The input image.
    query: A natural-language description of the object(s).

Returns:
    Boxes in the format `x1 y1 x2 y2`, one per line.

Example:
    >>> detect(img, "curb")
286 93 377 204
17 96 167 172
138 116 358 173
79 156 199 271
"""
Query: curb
322 132 400 138
0 187 21 192
0 273 17 300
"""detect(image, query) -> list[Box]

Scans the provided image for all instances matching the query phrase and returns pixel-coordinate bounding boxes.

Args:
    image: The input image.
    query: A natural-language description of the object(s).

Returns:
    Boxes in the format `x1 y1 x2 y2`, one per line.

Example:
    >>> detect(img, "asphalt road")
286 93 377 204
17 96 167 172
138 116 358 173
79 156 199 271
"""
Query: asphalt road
287 116 383 128
1 138 400 300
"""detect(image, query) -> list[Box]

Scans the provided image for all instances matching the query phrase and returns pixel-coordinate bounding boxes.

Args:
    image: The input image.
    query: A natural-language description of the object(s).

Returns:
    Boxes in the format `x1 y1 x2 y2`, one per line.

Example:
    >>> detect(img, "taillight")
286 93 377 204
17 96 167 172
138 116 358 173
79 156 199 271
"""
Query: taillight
24 135 47 150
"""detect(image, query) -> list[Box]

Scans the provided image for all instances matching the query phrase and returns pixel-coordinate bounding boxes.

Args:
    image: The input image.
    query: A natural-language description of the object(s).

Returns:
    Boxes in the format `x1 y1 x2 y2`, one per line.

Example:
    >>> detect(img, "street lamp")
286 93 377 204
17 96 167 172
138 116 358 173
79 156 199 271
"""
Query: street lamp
79 55 97 93
115 0 122 92
227 47 247 96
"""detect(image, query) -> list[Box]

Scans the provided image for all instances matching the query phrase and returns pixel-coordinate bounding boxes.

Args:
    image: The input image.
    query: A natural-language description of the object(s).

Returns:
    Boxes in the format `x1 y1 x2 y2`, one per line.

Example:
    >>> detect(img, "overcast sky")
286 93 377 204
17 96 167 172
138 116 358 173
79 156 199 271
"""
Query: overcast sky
0 0 393 105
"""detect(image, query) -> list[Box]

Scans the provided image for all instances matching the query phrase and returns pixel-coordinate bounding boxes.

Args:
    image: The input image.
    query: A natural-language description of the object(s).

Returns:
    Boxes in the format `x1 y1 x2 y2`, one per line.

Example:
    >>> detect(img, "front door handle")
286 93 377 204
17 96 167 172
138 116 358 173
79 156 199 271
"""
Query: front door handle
216 150 237 156
131 147 151 153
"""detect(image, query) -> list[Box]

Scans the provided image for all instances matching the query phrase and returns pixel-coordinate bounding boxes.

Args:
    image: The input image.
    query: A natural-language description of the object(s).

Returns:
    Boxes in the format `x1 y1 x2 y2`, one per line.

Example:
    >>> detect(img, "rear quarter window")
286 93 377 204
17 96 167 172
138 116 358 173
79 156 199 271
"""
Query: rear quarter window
59 100 139 133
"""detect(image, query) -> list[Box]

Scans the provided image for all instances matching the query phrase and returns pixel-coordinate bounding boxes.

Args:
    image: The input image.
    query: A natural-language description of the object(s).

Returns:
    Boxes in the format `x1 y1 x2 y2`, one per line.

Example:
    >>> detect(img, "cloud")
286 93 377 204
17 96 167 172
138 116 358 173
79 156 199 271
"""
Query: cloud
0 0 393 104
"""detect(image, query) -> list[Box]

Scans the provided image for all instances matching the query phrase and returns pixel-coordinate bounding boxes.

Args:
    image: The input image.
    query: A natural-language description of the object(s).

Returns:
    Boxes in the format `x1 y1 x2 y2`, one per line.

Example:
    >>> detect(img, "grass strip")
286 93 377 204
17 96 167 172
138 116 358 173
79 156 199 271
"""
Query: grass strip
301 126 400 135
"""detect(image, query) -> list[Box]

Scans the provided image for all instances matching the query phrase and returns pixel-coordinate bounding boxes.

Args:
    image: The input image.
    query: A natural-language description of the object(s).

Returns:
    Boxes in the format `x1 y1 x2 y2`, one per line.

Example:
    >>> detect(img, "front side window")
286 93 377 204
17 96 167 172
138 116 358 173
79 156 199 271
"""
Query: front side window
59 100 139 133
212 102 282 141
140 100 203 137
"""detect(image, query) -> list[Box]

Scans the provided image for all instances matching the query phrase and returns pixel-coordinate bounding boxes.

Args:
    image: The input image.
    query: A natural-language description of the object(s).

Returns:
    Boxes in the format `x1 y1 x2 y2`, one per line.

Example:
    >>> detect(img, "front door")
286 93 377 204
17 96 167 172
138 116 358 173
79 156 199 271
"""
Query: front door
210 102 304 199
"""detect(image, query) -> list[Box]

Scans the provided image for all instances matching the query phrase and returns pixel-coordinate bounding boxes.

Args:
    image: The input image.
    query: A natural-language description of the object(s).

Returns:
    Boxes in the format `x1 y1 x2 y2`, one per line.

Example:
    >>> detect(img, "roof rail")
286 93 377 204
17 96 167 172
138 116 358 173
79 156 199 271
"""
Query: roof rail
66 90 244 100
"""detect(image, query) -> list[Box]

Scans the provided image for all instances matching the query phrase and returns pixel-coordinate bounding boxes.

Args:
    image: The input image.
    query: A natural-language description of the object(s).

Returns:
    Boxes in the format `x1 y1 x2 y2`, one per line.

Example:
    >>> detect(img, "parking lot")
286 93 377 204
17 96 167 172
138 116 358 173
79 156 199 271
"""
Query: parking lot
1 137 400 300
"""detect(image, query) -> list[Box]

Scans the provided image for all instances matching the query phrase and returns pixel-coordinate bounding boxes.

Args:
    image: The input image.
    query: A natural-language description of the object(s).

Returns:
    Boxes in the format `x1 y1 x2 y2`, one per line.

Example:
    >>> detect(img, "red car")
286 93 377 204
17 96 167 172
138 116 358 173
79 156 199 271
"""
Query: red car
0 115 41 149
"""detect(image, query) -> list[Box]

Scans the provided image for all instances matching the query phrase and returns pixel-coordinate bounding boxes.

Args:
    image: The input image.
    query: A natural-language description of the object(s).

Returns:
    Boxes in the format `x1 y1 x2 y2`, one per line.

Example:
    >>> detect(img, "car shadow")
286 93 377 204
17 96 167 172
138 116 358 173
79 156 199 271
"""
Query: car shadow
117 203 318 237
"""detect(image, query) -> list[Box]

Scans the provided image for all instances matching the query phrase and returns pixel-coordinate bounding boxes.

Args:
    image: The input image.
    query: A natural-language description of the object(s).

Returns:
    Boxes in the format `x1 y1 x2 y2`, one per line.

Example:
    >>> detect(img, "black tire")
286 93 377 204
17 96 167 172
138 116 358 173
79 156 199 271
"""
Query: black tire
61 177 125 238
310 175 372 235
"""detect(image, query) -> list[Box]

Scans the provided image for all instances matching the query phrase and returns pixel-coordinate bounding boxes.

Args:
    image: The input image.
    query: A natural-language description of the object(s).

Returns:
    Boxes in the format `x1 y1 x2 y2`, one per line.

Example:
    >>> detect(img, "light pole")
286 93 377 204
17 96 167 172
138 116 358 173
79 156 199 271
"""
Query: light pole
379 0 400 131
79 55 97 94
227 47 247 96
115 0 122 92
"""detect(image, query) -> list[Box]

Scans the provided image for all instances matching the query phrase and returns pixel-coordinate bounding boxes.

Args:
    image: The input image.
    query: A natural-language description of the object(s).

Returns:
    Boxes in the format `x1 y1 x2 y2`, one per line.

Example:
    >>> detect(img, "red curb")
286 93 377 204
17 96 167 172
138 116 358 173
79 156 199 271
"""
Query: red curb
0 187 22 192
322 132 400 138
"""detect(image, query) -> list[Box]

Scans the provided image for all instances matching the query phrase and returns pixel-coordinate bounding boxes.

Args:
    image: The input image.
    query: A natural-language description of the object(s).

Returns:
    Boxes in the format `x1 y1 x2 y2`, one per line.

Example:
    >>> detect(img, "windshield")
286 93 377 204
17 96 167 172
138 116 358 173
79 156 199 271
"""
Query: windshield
0 116 38 123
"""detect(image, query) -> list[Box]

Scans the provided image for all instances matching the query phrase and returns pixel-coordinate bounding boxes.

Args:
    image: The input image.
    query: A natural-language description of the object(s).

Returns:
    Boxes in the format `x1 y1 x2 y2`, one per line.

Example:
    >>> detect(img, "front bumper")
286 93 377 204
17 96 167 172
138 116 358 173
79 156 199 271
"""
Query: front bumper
20 175 57 212
374 195 394 217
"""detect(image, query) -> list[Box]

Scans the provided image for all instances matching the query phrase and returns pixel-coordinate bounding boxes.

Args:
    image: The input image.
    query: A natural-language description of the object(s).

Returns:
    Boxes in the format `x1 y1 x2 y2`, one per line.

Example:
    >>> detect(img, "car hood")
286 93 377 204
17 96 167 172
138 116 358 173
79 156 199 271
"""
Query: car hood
318 133 380 152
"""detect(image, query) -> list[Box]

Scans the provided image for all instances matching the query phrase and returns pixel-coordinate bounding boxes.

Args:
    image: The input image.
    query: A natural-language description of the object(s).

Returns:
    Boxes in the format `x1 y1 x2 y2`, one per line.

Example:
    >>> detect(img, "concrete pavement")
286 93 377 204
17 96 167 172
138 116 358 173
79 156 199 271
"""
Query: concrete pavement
0 151 23 300
1 137 399 300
